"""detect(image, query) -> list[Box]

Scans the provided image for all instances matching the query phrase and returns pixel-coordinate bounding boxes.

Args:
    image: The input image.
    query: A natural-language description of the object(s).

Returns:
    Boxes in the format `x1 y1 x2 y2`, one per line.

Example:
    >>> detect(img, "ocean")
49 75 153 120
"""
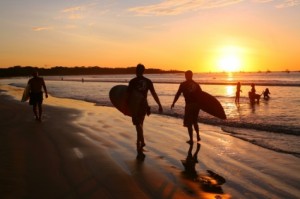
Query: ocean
1 71 300 157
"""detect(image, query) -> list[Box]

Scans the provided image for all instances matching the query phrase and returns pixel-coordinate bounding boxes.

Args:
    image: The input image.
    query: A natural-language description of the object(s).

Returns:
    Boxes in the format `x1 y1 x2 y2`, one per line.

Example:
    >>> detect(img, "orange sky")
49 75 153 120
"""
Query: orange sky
0 1 299 72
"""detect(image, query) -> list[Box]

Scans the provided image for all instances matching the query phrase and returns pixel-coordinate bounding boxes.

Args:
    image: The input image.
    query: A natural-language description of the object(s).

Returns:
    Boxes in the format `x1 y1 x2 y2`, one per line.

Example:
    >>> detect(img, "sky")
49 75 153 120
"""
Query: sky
0 0 299 72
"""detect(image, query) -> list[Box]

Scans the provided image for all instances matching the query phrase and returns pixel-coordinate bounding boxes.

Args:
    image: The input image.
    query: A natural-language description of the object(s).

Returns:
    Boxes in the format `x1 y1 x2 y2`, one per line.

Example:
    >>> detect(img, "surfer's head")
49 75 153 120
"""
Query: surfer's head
185 70 193 80
136 64 145 77
32 70 38 77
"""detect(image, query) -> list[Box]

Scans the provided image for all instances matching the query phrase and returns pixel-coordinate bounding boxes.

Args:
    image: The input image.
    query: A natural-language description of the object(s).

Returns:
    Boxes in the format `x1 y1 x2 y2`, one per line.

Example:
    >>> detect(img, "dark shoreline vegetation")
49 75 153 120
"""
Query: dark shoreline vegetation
0 66 183 77
1 66 299 78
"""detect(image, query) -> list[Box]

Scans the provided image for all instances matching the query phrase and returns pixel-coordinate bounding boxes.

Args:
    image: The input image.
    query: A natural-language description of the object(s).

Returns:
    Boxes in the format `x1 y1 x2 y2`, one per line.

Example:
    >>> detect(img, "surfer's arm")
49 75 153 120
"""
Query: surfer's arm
42 79 48 98
172 83 184 109
171 93 180 109
150 89 163 113
171 87 182 109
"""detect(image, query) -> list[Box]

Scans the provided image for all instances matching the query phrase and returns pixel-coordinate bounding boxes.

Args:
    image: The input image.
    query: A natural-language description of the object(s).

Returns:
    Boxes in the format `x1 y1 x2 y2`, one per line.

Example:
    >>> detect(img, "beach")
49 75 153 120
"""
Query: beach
0 84 300 199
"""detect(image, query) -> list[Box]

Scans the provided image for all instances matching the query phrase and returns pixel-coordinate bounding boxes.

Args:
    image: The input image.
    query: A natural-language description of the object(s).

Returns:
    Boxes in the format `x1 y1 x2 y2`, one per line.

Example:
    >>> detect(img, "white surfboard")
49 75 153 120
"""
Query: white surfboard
21 84 30 102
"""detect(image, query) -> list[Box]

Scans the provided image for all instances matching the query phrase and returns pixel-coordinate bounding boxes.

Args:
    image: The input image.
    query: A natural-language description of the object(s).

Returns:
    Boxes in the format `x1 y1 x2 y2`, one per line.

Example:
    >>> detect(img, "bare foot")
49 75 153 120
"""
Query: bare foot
186 140 193 144
197 136 201 142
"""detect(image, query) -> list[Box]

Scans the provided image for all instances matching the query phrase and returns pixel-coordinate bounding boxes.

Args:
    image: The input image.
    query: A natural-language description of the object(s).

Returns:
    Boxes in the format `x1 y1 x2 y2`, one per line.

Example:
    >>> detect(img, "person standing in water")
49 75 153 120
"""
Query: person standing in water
171 70 202 143
128 64 163 150
28 70 48 121
263 88 271 99
235 82 242 104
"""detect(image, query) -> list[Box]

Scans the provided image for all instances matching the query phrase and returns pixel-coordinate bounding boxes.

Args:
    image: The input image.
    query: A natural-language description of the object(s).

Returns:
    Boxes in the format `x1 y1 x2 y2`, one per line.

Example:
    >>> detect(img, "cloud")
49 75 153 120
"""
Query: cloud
129 0 299 16
32 26 53 31
254 0 300 8
253 0 273 2
128 0 243 16
62 6 84 13
61 5 87 20
276 0 300 8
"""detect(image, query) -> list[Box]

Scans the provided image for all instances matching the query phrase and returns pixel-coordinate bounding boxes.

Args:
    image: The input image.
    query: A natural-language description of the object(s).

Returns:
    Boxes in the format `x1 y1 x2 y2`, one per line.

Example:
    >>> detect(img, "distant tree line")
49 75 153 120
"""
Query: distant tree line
0 66 183 77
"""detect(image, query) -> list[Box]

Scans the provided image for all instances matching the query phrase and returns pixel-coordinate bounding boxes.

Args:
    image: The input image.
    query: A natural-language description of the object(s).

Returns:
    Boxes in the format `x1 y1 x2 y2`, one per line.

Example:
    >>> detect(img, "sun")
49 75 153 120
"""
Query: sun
217 46 242 72
218 55 241 72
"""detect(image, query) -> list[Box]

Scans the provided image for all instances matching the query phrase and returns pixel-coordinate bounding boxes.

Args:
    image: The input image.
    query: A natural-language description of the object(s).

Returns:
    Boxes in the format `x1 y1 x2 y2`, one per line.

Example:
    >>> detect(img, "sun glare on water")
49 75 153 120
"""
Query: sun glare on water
217 46 242 72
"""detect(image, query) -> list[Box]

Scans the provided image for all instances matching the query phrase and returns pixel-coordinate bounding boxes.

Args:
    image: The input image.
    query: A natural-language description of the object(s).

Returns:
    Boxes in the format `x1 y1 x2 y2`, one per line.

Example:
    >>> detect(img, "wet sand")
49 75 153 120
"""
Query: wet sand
0 85 299 199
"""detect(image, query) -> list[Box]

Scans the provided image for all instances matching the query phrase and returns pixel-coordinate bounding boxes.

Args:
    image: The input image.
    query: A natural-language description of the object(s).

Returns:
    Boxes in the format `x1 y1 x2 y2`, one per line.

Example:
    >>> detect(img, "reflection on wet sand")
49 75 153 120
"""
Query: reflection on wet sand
136 144 146 161
181 143 229 199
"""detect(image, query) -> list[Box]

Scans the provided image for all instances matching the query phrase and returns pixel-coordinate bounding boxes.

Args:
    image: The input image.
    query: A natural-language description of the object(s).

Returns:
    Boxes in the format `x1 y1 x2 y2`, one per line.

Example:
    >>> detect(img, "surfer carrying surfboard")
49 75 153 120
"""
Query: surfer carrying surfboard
28 70 48 121
171 70 202 143
128 64 163 149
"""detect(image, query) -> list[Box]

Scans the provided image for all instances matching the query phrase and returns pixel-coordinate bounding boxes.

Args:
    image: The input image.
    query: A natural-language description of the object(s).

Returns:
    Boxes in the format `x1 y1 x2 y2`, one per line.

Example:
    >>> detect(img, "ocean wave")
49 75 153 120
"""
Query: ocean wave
46 78 300 87
154 109 300 136
221 127 300 158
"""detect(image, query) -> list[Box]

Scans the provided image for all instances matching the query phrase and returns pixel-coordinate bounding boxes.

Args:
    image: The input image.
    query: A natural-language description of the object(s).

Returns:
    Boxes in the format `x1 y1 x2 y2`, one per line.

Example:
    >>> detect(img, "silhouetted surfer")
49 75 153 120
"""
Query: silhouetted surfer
28 70 48 121
171 70 202 143
128 64 163 151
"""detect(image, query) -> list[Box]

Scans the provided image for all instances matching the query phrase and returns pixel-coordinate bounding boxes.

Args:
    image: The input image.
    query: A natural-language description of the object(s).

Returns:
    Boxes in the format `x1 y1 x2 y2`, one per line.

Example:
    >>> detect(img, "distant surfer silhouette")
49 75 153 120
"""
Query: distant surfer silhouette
171 70 202 143
263 88 271 99
28 70 48 121
128 64 163 149
235 82 242 104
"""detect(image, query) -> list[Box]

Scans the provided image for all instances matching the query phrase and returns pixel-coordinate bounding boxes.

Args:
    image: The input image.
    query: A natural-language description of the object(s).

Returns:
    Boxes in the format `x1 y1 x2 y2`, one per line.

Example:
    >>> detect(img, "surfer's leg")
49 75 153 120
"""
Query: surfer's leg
186 126 193 144
184 104 193 143
194 123 201 141
135 124 145 147
32 104 38 120
193 106 201 141
38 103 42 120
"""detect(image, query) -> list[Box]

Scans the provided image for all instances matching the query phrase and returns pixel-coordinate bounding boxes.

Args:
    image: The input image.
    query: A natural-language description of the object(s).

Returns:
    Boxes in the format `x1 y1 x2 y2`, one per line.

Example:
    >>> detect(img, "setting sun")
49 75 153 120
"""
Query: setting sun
218 55 241 72
217 46 242 72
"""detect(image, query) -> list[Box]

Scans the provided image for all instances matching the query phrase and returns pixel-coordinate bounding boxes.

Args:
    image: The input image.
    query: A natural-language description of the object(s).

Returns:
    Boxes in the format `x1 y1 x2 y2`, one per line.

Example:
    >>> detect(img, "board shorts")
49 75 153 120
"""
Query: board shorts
132 101 149 125
184 102 200 127
29 92 43 106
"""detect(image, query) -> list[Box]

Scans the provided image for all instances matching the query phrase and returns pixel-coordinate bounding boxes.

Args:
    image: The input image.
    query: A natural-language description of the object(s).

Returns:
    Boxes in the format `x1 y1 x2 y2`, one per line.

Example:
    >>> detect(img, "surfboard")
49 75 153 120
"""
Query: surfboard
198 91 227 119
109 85 226 120
109 85 144 117
21 84 30 102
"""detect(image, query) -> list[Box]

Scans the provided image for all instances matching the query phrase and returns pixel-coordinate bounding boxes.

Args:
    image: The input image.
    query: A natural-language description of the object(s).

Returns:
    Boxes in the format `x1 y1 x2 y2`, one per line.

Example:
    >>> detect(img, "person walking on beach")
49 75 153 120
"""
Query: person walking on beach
235 82 242 104
171 70 202 143
28 70 48 121
128 64 163 150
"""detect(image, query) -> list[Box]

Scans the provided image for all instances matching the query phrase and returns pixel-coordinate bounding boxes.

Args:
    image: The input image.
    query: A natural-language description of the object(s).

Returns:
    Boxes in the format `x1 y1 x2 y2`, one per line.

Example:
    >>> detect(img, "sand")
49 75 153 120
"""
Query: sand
0 84 299 199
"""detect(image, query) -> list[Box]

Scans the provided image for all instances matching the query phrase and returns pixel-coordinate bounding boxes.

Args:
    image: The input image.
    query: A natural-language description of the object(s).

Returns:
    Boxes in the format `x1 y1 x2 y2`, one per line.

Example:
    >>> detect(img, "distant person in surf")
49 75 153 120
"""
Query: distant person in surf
250 83 256 95
249 83 260 104
263 88 271 99
235 82 242 104
128 64 163 151
28 70 48 121
171 70 202 143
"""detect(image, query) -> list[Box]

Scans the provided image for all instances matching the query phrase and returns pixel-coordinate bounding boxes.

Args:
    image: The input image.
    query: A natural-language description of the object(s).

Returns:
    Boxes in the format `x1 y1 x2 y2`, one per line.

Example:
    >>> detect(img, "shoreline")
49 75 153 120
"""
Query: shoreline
0 85 300 198
44 78 300 87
